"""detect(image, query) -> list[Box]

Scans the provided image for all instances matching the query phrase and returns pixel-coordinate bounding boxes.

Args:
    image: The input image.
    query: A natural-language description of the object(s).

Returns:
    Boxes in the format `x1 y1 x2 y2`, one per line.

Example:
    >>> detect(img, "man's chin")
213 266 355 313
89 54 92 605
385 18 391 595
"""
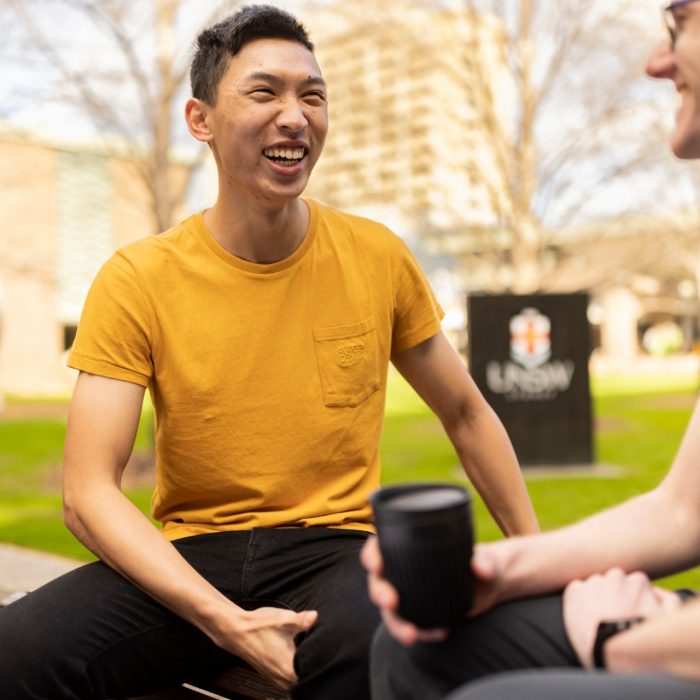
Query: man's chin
671 128 700 160
258 184 308 206
267 172 311 197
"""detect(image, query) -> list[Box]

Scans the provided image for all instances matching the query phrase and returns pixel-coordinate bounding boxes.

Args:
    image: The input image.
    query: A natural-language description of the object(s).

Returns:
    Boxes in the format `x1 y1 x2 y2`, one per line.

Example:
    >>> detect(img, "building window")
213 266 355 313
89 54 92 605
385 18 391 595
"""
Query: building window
57 150 113 329
63 324 78 351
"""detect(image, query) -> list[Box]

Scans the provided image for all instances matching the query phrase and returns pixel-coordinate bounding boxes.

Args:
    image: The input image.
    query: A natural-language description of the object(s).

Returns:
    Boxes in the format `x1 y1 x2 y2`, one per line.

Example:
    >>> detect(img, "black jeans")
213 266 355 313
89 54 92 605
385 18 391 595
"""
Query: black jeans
372 594 575 699
0 528 379 700
371 593 700 699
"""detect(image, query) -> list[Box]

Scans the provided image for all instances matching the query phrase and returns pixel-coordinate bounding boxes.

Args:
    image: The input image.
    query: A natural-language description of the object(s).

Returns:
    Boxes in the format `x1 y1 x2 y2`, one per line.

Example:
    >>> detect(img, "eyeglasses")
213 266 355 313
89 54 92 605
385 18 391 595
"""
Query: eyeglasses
664 0 700 49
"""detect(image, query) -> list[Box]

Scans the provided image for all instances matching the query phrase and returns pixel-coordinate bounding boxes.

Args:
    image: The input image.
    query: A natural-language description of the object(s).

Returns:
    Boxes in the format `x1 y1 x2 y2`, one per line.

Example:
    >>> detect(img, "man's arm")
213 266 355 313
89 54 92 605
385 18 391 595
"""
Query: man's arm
391 331 538 536
470 397 700 611
364 371 700 646
63 372 316 689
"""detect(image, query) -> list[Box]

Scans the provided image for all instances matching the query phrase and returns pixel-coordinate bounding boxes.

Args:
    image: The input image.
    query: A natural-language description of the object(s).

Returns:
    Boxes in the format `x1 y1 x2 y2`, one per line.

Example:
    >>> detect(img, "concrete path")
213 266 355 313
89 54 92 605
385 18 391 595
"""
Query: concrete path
0 543 82 603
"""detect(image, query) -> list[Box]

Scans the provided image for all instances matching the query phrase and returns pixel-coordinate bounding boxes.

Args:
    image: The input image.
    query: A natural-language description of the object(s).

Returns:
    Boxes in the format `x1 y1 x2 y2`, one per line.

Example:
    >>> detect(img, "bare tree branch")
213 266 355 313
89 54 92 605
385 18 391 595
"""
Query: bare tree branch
6 0 238 233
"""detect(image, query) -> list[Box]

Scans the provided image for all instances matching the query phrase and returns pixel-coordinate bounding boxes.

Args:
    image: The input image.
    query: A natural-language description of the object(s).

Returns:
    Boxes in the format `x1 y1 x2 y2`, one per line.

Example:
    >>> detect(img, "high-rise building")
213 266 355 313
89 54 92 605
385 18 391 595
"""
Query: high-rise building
305 3 508 233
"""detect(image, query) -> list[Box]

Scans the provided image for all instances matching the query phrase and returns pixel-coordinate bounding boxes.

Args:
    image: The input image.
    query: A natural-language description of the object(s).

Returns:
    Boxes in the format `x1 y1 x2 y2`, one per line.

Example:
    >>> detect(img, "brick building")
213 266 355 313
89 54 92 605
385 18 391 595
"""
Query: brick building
0 128 193 396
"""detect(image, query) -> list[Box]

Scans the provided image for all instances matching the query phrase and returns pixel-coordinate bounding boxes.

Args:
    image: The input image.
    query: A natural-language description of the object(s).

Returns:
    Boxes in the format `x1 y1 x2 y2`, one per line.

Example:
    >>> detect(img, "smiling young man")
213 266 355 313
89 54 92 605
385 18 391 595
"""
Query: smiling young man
0 5 539 700
364 3 700 698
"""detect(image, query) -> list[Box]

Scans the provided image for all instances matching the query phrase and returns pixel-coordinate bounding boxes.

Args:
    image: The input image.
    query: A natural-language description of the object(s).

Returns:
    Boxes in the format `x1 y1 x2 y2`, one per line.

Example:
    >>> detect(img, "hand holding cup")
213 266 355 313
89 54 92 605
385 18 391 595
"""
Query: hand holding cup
370 483 474 629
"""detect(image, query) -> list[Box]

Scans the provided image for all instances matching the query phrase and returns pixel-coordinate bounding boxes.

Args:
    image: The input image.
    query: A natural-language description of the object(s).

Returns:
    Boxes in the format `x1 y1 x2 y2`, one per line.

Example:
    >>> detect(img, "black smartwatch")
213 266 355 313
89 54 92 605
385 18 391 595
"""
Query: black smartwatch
592 617 645 669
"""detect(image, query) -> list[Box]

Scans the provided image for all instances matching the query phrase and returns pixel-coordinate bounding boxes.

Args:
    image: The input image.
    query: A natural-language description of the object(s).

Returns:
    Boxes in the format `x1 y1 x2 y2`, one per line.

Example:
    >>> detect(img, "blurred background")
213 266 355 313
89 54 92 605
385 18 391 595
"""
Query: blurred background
2 0 700 588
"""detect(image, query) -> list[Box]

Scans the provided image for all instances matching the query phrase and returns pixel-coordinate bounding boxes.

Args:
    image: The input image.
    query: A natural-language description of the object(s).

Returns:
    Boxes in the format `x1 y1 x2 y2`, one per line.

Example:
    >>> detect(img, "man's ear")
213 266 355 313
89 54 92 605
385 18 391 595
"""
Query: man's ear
185 98 213 143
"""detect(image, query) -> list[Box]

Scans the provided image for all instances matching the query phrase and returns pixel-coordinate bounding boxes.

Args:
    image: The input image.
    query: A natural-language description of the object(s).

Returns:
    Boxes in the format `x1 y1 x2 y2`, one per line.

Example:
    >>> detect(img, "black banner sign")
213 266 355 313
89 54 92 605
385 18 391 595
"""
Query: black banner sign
467 293 593 466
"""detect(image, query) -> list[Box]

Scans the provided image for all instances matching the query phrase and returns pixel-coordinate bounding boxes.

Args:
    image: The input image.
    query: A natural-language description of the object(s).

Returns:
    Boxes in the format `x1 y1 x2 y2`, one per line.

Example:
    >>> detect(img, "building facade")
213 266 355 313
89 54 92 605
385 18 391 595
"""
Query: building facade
305 3 506 231
0 130 189 396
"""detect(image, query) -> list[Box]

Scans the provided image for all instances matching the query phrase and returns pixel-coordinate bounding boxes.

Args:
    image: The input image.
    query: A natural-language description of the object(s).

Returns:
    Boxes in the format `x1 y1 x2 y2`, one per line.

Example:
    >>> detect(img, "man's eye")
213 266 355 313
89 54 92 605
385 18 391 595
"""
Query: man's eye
304 92 326 103
674 10 688 30
252 88 274 96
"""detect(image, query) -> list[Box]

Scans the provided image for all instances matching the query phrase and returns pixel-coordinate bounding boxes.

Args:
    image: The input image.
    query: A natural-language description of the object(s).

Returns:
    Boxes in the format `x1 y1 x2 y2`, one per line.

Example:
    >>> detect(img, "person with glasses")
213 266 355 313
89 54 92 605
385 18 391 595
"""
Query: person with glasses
364 2 700 698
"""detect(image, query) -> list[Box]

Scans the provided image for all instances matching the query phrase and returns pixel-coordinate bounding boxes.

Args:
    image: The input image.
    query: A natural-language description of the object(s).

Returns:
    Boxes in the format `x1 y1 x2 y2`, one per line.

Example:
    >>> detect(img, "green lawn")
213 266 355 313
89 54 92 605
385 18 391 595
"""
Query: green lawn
0 403 154 560
1 370 699 589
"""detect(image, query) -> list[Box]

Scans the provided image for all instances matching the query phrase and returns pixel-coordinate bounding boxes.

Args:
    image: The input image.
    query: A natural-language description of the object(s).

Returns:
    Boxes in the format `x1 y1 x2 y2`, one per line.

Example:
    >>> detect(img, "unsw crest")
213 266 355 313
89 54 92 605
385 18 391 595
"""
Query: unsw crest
509 307 551 370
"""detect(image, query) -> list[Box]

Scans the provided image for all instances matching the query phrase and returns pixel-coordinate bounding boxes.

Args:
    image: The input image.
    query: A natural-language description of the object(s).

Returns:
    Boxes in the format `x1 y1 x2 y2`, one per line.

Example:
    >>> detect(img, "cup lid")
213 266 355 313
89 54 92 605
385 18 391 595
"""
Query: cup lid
371 482 471 523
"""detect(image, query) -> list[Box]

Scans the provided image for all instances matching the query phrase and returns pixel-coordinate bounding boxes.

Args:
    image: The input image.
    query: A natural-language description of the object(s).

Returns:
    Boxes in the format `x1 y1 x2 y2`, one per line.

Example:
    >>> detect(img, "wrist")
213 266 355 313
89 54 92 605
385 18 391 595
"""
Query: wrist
493 535 538 603
592 617 645 669
473 537 525 608
194 595 247 642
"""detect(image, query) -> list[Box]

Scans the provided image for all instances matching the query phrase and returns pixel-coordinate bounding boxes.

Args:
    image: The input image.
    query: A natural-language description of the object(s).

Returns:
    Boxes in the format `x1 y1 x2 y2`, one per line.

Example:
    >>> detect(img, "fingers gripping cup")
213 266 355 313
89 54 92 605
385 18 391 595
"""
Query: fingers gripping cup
371 483 474 628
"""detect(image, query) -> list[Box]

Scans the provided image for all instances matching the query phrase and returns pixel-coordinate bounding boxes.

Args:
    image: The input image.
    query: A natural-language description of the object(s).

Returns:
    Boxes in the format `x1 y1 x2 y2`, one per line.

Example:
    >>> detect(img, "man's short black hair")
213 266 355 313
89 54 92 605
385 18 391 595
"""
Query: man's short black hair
190 4 314 105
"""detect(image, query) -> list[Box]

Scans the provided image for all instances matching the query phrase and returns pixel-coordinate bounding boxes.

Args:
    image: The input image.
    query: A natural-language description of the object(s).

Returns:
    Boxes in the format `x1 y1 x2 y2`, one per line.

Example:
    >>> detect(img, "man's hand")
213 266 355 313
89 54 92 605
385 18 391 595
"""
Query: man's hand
466 541 514 615
361 536 513 645
563 567 681 669
363 533 533 647
210 606 317 690
361 536 454 646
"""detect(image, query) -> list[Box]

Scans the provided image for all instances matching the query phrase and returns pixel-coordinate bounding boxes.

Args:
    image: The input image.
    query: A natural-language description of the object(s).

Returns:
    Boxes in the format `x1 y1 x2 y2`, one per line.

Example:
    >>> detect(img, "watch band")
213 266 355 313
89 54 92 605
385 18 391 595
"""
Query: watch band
675 588 697 603
592 617 645 669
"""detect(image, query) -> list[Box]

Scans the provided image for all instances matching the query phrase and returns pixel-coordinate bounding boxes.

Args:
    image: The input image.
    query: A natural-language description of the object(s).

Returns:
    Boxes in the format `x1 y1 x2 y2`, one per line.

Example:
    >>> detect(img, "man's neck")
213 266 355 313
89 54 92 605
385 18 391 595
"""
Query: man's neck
204 196 309 264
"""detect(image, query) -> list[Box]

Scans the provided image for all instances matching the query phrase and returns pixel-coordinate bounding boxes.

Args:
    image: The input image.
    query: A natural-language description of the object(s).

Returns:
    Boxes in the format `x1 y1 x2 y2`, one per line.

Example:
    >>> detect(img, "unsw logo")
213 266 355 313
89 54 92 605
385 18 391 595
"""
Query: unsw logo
485 307 575 401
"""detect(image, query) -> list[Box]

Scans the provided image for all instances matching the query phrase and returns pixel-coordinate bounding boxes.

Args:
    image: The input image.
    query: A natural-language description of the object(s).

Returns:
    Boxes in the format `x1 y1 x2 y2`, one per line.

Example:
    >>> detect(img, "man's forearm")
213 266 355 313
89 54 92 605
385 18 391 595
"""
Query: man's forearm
490 485 700 604
65 485 240 639
449 405 538 536
64 483 317 688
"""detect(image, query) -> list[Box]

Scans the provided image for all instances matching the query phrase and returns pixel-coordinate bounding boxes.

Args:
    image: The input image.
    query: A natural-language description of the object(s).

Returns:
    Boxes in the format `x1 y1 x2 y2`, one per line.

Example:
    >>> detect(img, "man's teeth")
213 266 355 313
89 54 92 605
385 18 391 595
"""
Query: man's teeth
263 147 305 160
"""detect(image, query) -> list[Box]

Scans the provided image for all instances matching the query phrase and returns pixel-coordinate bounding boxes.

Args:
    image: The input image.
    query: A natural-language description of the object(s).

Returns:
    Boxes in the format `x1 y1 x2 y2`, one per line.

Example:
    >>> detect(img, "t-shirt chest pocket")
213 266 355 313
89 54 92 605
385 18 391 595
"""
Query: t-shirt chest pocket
313 318 380 407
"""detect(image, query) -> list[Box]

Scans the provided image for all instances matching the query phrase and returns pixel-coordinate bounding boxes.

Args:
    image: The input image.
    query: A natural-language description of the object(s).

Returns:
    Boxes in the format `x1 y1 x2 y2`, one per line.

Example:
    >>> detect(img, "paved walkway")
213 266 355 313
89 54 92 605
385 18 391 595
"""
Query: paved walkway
0 543 82 603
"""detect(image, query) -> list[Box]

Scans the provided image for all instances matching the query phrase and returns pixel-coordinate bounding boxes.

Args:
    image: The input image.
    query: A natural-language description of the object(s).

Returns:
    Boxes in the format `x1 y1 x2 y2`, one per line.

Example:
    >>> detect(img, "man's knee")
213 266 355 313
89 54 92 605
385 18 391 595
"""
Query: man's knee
293 601 379 699
370 624 453 700
371 624 411 682
371 624 405 698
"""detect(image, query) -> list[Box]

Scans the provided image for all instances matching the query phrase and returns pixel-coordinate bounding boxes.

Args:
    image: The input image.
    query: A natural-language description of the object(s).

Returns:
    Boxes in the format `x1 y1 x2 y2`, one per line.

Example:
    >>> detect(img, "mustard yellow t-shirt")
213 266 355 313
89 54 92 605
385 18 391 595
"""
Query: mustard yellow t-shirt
69 200 443 540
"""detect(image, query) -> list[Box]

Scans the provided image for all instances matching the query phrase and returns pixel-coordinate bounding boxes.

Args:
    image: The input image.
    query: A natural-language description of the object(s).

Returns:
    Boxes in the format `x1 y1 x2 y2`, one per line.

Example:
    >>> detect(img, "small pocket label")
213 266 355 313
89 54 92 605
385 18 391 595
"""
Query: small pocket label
313 318 380 407
337 341 367 367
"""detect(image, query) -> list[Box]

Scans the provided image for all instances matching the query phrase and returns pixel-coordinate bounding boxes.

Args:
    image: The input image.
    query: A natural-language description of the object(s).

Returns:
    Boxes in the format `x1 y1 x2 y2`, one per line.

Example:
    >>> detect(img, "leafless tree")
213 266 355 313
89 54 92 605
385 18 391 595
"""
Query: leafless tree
5 0 241 232
0 0 246 404
464 0 684 293
308 0 686 294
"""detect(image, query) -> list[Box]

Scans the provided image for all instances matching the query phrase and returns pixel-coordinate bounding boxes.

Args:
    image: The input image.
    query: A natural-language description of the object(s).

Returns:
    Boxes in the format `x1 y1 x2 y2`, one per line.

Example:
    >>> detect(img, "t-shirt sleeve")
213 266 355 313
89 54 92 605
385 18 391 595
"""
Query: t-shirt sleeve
68 251 153 387
390 237 444 357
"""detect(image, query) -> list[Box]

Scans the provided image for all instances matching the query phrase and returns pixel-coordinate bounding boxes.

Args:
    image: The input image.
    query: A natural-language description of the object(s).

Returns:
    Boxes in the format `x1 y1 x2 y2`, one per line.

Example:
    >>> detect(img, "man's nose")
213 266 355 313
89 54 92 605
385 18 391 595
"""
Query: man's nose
646 39 675 79
277 99 308 132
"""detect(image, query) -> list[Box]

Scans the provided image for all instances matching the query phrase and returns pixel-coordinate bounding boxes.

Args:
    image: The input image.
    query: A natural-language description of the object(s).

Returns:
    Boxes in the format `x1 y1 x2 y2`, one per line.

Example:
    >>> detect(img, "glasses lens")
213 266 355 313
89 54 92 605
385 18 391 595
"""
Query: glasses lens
664 9 677 47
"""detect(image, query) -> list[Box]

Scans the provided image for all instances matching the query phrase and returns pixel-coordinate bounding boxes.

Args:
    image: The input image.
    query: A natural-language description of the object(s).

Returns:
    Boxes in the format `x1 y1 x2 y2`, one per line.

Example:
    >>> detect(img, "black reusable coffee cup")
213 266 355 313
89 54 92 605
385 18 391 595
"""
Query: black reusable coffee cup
371 482 474 628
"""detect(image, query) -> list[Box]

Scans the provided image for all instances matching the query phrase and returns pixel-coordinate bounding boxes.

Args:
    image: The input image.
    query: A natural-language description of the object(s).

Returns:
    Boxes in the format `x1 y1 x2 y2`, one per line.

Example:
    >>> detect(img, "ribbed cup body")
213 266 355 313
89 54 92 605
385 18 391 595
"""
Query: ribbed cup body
371 483 473 628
